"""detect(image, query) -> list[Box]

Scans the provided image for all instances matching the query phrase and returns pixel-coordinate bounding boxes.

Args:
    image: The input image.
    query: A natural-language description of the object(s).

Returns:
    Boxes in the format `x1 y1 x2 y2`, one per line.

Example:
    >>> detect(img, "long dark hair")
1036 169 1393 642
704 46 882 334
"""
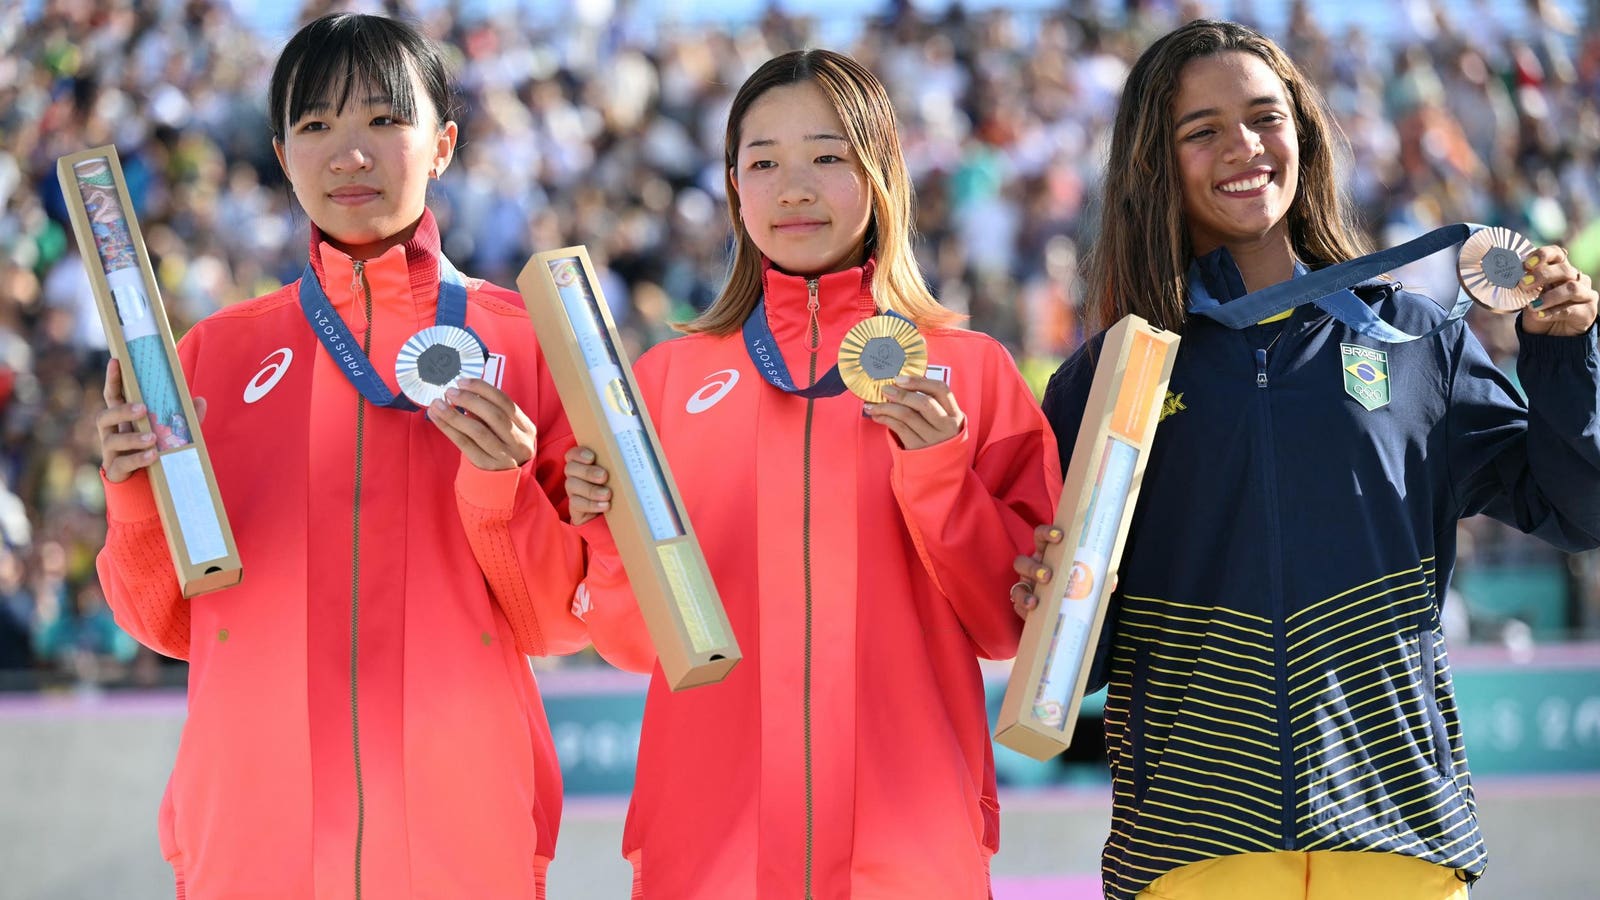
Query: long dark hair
1085 19 1369 332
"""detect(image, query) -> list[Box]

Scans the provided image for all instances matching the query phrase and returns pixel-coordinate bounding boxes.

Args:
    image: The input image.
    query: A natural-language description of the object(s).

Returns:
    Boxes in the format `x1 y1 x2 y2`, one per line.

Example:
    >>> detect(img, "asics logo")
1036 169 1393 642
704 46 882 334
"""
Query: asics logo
243 348 293 403
686 369 739 414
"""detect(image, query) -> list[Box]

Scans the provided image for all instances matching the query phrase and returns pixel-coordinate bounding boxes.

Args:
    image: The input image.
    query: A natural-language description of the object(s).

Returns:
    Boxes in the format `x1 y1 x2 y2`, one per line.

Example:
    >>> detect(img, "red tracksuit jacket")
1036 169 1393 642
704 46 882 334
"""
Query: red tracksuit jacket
97 212 587 899
580 262 1062 899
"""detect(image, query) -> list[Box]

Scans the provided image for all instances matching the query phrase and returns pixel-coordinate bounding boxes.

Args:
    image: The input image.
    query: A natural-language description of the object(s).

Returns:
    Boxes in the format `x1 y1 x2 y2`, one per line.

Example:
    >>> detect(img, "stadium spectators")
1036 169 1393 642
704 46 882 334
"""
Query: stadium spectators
1 0 1595 686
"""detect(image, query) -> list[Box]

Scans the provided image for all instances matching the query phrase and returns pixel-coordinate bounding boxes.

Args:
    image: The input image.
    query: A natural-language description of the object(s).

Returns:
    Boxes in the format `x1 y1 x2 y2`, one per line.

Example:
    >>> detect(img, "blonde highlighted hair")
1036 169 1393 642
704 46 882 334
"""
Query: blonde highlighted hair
683 49 960 335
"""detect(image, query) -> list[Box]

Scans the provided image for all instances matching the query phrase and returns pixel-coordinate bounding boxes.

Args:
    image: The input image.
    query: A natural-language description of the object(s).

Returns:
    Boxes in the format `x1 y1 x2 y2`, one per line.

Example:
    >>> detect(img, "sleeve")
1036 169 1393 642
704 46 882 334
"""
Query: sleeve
1041 335 1119 693
1447 319 1600 552
573 516 656 673
454 351 590 657
98 474 189 658
567 348 666 675
889 343 1062 660
94 327 208 661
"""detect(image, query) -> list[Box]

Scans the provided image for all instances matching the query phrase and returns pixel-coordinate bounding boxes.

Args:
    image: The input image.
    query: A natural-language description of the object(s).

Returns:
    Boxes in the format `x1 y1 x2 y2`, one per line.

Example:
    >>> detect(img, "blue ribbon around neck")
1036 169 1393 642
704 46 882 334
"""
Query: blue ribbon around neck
742 297 916 399
298 252 479 411
1187 222 1483 343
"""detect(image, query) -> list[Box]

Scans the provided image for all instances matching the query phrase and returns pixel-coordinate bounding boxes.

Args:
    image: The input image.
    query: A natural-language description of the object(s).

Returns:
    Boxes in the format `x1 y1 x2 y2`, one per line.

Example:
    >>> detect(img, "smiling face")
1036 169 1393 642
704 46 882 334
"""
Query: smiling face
730 80 875 278
273 64 456 260
1173 51 1299 259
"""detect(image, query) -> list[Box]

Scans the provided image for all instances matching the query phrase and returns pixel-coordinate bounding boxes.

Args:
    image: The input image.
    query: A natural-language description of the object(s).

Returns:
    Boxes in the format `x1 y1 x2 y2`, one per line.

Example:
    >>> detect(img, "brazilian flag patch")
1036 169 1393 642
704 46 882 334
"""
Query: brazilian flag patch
1341 343 1390 411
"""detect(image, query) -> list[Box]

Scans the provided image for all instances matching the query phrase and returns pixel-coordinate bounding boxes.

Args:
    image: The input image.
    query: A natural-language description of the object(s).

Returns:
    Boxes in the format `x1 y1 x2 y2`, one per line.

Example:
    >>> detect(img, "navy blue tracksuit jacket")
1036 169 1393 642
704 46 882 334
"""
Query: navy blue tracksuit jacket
1042 254 1600 899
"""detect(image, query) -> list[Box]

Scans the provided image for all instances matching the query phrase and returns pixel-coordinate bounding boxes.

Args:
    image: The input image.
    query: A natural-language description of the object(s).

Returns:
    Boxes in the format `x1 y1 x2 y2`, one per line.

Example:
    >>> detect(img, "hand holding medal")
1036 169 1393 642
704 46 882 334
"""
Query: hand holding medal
399 324 537 470
836 313 965 449
1459 226 1598 336
425 376 538 471
863 372 965 450
1468 234 1600 338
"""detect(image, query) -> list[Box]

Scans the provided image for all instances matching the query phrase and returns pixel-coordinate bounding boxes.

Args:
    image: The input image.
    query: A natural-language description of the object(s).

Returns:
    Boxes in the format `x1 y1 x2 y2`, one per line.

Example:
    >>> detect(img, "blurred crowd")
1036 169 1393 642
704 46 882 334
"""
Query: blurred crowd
0 0 1596 688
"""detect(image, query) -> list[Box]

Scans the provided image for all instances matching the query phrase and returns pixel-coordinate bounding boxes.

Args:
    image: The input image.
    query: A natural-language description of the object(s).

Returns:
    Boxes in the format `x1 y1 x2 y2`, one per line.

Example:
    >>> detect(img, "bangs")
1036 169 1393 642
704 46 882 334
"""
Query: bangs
269 15 445 139
280 39 417 132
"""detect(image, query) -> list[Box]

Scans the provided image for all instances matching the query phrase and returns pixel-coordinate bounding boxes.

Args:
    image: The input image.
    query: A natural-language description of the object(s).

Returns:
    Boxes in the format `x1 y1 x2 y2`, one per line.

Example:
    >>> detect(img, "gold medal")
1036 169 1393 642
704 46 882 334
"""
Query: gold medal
837 315 927 402
1459 226 1538 314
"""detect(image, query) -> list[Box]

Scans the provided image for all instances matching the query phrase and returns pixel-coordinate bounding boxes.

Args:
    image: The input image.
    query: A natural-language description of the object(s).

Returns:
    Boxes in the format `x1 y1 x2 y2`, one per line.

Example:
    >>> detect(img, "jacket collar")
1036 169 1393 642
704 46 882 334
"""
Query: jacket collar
1189 245 1393 314
759 258 879 353
307 210 445 321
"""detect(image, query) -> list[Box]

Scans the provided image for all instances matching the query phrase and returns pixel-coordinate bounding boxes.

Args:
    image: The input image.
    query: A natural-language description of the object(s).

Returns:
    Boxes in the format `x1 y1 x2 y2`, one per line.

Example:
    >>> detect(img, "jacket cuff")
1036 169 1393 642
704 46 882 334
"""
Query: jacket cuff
888 421 975 480
455 458 524 514
1517 317 1599 366
102 469 160 524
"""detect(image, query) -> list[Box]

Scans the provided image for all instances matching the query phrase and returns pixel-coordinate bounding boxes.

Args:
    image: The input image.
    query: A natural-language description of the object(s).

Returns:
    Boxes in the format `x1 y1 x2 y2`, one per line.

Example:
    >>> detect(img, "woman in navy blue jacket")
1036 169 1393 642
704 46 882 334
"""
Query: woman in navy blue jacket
1015 19 1599 900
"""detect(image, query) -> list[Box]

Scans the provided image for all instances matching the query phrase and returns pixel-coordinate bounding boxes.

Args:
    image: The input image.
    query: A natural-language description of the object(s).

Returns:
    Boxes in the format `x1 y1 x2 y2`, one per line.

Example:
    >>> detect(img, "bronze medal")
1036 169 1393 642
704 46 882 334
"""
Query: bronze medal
1459 226 1538 313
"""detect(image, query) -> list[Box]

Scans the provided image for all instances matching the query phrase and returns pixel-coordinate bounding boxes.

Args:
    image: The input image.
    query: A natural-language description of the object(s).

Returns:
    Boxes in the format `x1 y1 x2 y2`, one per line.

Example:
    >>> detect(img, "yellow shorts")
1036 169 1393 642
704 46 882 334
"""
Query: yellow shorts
1137 850 1469 900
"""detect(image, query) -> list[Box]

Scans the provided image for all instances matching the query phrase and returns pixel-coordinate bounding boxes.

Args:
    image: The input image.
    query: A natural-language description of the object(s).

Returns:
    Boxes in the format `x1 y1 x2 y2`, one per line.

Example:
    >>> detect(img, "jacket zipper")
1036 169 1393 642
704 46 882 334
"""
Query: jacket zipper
802 276 819 899
804 278 821 353
350 259 370 898
1253 332 1295 849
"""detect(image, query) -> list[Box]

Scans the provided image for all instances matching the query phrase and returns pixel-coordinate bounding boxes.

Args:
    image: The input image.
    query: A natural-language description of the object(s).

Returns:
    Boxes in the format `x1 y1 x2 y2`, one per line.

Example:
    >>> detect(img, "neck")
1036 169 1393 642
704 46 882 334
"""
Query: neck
1203 233 1296 293
321 216 425 261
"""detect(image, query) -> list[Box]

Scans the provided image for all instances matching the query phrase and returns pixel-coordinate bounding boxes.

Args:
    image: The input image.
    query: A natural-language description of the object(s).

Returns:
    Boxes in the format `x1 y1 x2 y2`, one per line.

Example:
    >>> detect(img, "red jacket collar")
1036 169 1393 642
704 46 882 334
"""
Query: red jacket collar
760 258 879 348
306 210 445 315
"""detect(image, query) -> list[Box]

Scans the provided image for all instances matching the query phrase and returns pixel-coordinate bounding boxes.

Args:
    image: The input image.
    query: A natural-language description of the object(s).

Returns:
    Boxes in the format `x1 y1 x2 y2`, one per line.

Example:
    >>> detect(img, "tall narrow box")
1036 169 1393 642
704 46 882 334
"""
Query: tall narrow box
996 315 1178 760
59 146 242 597
518 247 739 690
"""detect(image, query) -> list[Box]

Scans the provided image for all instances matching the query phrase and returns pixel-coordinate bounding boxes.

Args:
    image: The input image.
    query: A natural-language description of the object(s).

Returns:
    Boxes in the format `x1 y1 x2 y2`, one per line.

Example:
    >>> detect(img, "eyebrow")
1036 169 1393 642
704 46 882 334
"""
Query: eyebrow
743 132 850 149
300 95 394 115
1174 96 1284 129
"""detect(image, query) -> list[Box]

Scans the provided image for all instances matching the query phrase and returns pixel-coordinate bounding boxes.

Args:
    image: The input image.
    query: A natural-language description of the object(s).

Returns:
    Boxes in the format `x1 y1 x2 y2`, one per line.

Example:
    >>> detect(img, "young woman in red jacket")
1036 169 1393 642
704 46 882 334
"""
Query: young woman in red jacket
94 14 586 898
565 49 1060 899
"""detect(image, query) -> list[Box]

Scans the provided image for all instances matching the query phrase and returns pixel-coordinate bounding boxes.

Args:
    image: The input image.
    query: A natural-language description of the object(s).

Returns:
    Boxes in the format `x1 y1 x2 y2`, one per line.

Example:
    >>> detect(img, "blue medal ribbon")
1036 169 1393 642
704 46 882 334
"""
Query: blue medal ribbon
298 252 481 411
742 298 916 398
1188 222 1483 343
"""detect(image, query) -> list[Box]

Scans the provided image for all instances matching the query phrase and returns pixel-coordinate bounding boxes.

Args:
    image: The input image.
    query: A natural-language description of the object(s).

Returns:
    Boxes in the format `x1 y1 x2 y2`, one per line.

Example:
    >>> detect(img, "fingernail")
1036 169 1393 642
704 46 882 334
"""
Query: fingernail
881 386 899 399
1035 566 1049 581
140 432 155 443
582 450 594 462
1525 254 1541 269
1024 597 1037 609
444 388 460 403
1530 298 1543 309
1048 527 1063 541
596 501 609 510
862 404 875 415
132 404 145 414
598 488 611 500
1537 310 1548 319
893 375 911 386
1521 274 1536 285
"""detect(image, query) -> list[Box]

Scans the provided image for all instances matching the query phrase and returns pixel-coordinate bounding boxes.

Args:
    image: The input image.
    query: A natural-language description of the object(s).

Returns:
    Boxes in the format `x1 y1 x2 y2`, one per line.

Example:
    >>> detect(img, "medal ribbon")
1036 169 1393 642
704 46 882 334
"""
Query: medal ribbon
742 298 915 398
298 252 478 410
1188 222 1486 343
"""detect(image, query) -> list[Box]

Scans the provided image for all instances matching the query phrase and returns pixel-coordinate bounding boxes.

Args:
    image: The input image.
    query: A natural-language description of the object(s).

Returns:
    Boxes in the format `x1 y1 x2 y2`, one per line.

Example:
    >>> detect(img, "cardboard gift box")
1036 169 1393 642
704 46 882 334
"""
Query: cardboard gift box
59 145 242 597
518 247 739 689
995 315 1178 760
